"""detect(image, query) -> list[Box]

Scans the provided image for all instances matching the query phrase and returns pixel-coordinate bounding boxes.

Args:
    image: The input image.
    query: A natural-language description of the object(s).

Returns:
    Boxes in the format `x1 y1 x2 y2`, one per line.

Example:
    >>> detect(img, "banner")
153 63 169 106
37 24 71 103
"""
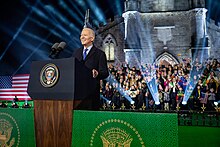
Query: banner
0 108 35 147
72 111 178 147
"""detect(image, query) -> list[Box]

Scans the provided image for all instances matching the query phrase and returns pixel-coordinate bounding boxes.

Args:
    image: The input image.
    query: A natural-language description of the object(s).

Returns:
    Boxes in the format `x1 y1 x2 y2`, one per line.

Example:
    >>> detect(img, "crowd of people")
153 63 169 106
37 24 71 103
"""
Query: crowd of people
100 58 220 111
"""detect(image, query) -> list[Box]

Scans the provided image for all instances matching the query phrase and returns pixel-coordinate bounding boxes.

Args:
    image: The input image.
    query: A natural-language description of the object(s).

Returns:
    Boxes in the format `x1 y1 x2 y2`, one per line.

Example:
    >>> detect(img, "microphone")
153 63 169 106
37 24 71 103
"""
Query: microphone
57 42 66 51
49 42 66 59
49 43 59 58
52 42 59 50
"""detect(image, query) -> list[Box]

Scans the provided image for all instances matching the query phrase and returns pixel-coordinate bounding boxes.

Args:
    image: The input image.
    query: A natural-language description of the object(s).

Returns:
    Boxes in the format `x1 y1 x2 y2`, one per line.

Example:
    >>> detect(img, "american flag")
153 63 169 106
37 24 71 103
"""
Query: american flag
0 74 31 100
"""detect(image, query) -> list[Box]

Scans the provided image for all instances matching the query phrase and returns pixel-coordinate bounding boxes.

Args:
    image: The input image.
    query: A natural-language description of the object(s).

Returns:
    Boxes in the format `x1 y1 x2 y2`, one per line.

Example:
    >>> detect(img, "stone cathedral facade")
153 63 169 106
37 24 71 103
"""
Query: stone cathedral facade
94 0 220 67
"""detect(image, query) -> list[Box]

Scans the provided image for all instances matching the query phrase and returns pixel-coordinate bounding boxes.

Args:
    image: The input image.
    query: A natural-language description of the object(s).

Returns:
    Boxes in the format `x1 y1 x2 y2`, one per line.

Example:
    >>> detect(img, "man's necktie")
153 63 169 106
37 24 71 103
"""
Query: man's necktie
83 48 88 60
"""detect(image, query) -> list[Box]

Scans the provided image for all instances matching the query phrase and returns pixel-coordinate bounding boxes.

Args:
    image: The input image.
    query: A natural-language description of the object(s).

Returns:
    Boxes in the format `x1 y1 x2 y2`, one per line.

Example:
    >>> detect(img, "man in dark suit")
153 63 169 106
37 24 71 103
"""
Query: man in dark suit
73 27 109 110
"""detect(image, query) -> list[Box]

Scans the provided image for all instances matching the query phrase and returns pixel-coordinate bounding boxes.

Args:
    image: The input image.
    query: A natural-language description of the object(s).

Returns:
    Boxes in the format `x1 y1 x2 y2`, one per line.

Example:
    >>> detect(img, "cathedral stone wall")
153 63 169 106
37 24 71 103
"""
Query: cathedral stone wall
207 20 220 60
125 0 205 12
143 12 192 61
123 11 196 64
95 17 125 64
95 0 219 66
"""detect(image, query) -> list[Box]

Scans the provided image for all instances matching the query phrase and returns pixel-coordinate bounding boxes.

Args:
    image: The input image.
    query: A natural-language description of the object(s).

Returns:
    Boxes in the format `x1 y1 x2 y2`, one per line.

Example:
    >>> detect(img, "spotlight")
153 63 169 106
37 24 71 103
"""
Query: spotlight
11 102 19 108
0 101 7 108
11 96 19 108
22 102 31 108
155 101 160 105
182 101 187 105
130 101 135 105
214 102 218 106
105 74 134 104
100 94 111 104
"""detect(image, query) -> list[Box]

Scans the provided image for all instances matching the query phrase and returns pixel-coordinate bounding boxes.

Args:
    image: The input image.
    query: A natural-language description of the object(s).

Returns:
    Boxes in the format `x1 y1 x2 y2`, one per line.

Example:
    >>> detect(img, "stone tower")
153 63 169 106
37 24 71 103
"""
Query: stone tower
95 0 220 67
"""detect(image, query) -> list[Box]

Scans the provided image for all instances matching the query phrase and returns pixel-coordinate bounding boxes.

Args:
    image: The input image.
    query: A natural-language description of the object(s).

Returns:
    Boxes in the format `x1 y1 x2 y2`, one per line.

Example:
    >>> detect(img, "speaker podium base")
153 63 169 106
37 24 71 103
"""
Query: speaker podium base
34 100 74 147
28 58 96 147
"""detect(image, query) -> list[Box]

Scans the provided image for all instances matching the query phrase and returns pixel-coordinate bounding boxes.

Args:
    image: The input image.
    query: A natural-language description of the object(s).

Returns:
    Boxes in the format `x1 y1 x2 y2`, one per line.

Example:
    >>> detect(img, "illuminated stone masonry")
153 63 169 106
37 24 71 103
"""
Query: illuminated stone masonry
95 0 220 66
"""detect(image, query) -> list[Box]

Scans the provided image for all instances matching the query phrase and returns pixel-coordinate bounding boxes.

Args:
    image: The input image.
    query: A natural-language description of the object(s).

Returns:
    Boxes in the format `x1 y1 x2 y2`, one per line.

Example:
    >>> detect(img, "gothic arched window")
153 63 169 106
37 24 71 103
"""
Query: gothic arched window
103 34 116 61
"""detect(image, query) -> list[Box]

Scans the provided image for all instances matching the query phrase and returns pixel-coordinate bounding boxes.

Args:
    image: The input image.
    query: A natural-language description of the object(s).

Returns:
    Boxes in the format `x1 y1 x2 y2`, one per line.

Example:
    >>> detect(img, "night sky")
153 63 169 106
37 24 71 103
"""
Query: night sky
0 0 219 75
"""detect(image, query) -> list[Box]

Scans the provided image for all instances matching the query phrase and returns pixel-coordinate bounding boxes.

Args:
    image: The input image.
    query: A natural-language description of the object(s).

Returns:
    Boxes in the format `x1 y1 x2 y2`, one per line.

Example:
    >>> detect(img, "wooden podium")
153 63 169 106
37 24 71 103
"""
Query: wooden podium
34 100 73 147
28 58 96 147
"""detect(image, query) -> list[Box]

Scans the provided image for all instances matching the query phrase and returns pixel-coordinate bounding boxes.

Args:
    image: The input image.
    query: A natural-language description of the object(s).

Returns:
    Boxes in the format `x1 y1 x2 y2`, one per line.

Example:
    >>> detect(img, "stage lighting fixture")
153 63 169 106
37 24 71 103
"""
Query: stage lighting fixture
100 94 112 104
22 102 31 108
0 102 7 108
182 101 187 105
155 101 160 105
11 102 19 108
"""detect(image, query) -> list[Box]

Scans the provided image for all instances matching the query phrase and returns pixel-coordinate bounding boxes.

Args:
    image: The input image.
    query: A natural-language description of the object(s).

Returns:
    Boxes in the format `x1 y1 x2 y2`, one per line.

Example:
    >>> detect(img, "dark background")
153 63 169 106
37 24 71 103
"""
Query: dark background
0 0 219 75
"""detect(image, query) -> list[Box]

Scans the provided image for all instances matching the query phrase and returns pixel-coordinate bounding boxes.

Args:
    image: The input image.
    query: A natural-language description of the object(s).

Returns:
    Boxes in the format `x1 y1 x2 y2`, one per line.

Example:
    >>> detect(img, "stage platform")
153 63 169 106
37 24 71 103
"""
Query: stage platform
0 108 219 147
